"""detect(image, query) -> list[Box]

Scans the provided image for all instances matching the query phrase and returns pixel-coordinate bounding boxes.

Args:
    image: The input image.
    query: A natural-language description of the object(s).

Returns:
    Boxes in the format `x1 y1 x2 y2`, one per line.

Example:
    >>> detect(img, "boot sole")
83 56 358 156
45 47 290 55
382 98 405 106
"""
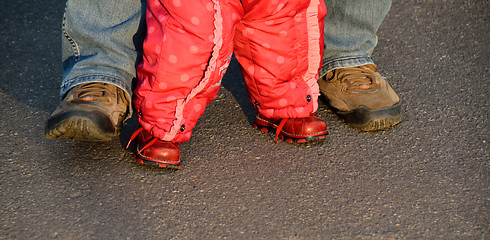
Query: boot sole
134 156 181 169
337 102 402 131
253 123 328 144
133 150 181 170
45 110 117 141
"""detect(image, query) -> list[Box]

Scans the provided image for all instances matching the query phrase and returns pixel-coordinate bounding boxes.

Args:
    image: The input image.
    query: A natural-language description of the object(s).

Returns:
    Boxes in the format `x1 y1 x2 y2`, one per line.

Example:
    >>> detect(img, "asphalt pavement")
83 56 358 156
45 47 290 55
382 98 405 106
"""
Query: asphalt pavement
1 0 488 239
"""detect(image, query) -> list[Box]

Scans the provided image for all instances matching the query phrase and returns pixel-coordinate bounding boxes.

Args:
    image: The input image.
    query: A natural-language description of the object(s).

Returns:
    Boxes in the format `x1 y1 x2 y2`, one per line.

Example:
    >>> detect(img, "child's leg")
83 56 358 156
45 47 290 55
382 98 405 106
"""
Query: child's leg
234 0 327 120
134 0 242 143
234 0 328 143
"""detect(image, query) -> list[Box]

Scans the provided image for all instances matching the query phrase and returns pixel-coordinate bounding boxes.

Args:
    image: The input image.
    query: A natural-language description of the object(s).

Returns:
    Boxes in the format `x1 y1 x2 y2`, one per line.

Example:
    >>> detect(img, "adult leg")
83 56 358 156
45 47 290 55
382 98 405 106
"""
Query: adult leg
46 0 146 141
318 0 401 131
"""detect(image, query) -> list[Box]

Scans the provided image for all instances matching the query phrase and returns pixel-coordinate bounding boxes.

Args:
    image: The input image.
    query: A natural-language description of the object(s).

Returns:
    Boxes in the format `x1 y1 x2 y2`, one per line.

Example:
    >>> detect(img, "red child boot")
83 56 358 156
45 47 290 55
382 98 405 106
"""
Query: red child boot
254 113 328 144
127 128 181 169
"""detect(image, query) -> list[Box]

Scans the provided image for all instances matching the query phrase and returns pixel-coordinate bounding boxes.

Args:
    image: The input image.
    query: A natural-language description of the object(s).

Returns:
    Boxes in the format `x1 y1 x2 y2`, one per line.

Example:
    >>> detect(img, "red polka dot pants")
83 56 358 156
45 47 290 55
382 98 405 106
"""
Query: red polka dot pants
134 0 326 142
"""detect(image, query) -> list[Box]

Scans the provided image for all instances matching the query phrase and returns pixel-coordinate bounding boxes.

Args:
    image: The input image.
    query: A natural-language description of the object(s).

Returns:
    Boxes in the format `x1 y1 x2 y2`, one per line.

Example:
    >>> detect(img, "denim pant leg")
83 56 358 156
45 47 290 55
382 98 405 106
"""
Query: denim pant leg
60 0 146 102
320 0 391 77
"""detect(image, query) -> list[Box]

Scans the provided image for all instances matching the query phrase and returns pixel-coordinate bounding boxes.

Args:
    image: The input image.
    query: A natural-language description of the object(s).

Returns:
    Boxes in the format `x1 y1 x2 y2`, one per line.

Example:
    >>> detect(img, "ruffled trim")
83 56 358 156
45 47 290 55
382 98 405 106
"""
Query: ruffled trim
163 0 224 142
303 0 324 113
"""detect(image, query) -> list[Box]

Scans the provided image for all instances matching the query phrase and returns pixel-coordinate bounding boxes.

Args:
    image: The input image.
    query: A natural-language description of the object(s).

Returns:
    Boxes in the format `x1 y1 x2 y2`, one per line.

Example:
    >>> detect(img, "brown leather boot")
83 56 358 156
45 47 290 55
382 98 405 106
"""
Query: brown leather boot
254 113 328 144
45 82 130 141
129 128 181 169
318 64 401 131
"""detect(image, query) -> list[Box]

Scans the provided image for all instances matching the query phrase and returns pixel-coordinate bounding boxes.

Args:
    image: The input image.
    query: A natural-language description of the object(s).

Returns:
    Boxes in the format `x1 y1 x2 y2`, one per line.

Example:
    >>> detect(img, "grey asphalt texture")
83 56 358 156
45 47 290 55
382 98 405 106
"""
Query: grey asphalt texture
1 0 488 239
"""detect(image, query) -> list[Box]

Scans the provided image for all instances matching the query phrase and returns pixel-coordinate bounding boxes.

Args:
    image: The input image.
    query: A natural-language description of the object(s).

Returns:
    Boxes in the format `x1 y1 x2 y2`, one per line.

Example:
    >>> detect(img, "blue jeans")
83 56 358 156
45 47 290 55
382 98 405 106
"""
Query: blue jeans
60 0 390 96
60 0 146 103
319 0 392 77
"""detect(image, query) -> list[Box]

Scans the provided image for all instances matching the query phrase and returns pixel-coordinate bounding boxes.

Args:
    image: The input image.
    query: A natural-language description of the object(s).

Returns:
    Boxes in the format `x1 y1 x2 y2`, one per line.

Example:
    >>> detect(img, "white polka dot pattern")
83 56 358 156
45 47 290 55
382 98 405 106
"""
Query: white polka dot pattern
134 0 326 142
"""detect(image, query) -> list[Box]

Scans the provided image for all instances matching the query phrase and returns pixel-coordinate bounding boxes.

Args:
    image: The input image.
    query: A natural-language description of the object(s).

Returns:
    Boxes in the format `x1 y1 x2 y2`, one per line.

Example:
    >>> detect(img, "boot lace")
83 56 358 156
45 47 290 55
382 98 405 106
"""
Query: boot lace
74 82 123 103
333 65 378 92
275 119 288 144
126 127 159 154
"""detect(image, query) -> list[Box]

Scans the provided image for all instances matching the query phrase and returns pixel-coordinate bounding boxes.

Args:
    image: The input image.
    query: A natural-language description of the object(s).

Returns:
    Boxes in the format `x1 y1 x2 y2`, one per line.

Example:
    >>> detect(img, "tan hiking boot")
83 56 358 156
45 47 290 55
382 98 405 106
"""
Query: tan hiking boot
45 82 130 141
318 64 401 131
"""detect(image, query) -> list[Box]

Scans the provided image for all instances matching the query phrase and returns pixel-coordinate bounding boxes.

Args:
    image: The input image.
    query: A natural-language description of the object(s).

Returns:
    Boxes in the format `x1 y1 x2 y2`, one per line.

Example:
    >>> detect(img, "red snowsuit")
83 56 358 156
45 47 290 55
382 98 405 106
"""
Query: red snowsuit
134 0 327 143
